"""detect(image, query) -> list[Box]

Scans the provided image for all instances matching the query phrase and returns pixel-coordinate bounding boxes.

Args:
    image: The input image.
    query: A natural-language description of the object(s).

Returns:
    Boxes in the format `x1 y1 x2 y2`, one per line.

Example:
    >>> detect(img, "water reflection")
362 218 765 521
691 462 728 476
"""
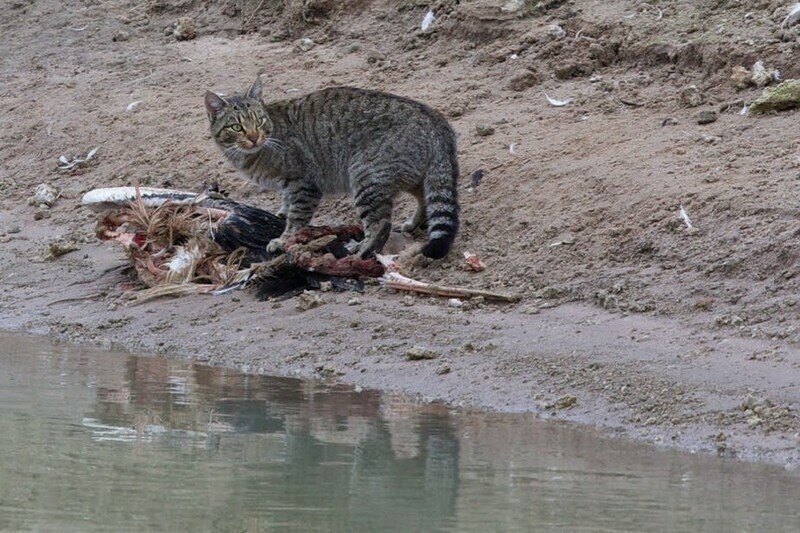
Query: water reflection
1 334 800 532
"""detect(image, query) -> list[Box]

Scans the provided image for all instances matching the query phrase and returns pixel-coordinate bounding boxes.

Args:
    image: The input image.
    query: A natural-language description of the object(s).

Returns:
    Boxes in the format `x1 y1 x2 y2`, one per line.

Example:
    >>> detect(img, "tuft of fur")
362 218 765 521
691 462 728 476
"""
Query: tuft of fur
206 76 460 260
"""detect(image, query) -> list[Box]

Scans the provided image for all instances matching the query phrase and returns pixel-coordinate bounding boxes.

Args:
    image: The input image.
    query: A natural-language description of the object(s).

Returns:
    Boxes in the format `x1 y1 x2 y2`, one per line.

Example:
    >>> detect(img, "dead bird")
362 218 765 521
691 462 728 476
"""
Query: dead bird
84 186 380 299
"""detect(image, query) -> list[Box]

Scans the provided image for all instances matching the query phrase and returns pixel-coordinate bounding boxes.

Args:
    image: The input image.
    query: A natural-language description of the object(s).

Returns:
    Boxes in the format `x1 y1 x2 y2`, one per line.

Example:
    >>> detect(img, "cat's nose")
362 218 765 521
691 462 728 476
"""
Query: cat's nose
246 131 260 144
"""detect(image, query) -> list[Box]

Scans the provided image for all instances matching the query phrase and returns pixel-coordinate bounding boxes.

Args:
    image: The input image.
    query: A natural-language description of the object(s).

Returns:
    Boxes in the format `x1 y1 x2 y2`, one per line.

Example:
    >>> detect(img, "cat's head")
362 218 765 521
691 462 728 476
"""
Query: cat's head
205 74 273 155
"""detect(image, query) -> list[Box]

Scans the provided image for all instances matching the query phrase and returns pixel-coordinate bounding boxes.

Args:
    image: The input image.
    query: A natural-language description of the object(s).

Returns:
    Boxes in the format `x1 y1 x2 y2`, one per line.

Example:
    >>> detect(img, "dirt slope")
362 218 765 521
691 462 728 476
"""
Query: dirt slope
1 0 800 464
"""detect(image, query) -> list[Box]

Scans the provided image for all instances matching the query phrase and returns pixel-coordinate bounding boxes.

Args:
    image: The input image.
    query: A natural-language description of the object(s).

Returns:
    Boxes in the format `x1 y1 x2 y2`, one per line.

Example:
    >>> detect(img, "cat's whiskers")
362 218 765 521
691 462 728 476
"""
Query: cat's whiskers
221 145 242 159
263 137 287 153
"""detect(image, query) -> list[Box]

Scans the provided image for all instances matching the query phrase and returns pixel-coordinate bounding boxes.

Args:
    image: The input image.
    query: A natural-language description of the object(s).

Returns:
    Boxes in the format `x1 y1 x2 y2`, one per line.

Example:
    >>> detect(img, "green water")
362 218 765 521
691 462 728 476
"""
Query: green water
1 334 799 532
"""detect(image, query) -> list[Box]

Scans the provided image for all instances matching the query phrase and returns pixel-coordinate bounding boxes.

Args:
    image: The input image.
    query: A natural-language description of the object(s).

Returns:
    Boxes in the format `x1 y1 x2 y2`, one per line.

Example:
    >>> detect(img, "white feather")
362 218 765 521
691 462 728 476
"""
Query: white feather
126 100 142 112
679 205 694 230
58 147 98 170
782 3 800 28
545 93 572 107
165 243 203 284
167 247 194 274
508 143 517 155
421 10 435 31
81 187 198 209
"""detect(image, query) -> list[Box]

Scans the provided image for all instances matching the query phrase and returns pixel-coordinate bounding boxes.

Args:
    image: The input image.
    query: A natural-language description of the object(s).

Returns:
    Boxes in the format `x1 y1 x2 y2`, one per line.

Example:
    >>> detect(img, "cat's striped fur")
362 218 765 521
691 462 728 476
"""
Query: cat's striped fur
204 75 460 259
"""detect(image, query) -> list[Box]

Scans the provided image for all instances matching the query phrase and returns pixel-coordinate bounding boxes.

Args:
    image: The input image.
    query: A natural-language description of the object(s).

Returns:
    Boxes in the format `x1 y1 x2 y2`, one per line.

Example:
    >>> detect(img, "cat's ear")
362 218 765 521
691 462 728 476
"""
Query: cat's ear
204 91 227 120
246 71 264 100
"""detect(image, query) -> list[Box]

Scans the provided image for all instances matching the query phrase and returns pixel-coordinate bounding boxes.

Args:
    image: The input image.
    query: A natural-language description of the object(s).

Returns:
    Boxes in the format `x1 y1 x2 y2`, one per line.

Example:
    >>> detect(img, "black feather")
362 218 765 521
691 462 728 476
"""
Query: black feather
202 196 366 298
211 201 285 253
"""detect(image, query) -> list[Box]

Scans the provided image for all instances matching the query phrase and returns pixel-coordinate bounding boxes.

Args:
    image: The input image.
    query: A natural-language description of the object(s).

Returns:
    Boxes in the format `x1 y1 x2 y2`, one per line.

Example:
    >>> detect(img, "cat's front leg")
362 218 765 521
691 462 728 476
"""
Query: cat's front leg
267 184 321 253
276 190 290 219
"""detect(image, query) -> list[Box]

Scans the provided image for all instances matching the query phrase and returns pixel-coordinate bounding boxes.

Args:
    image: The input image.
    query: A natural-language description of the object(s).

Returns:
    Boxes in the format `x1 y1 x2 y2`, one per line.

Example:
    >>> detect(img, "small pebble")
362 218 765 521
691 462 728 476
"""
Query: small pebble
700 134 721 144
475 124 495 137
547 24 566 39
548 394 577 409
297 37 316 52
501 0 524 13
696 110 718 125
29 183 58 208
508 70 540 92
405 346 437 361
436 364 451 375
295 290 323 311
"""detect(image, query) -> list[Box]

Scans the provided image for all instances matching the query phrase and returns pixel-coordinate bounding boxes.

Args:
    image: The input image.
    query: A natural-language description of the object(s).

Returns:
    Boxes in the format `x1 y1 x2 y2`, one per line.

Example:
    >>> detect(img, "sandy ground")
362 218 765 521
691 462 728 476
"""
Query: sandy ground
1 0 800 465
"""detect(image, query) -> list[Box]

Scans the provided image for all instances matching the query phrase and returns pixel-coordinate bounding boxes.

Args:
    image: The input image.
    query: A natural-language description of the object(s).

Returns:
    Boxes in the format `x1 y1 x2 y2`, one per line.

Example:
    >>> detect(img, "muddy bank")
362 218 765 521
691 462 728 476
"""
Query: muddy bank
1 214 800 467
1 0 800 466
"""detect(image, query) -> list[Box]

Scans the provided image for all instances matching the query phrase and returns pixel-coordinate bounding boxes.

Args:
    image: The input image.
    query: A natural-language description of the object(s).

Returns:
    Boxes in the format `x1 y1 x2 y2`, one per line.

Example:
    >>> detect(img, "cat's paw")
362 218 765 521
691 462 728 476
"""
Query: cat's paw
398 243 432 267
400 221 425 235
344 240 377 258
267 237 286 254
399 221 415 234
399 218 427 235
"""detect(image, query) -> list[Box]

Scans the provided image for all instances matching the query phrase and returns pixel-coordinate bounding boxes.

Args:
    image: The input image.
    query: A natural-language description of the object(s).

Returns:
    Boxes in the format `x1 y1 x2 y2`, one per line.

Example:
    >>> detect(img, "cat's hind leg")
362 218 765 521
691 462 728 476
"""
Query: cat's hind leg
401 186 427 234
352 182 395 258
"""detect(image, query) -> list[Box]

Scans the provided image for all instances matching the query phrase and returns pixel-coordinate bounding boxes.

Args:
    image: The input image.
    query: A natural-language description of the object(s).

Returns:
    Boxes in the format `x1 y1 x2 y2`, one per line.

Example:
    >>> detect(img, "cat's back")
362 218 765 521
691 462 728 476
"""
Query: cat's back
285 86 454 137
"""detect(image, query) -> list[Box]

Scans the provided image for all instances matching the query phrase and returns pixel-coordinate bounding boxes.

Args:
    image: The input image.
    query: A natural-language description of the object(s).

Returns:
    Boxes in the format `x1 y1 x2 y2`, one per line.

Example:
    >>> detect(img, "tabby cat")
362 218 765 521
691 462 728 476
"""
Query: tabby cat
204 75 460 259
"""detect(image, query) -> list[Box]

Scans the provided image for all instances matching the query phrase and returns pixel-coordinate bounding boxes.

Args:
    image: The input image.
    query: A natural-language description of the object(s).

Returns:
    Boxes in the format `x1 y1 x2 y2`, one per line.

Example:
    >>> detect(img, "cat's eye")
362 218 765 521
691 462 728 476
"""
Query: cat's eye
229 124 243 132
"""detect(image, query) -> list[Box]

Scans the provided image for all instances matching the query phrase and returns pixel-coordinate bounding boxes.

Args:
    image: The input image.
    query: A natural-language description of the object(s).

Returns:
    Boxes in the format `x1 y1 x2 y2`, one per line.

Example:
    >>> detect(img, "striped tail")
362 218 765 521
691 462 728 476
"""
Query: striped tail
421 148 460 259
